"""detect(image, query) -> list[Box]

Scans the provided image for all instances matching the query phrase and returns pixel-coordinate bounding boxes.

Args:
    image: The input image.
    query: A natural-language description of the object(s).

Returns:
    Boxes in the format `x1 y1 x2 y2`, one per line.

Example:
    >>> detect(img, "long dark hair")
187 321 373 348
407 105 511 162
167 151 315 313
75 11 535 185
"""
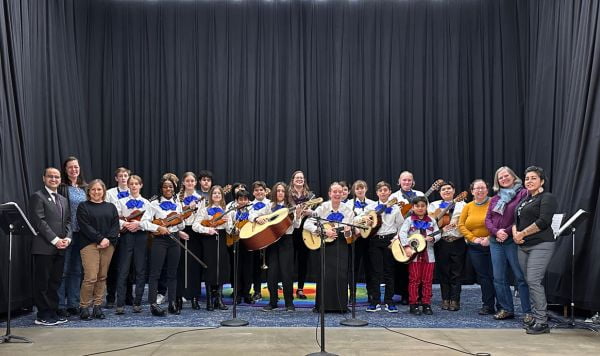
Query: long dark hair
61 156 86 187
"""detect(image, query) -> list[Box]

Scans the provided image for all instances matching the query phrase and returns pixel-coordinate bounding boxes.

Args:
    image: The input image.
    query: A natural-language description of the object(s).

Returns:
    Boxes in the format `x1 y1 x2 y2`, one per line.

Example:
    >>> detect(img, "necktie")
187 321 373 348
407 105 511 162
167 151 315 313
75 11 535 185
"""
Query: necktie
52 193 63 218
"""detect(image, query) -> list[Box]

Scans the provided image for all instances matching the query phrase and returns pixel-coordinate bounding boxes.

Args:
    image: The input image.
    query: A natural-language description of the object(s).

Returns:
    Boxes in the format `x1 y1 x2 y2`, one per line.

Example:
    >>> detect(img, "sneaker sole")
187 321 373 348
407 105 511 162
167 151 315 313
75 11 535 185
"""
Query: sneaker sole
34 320 58 326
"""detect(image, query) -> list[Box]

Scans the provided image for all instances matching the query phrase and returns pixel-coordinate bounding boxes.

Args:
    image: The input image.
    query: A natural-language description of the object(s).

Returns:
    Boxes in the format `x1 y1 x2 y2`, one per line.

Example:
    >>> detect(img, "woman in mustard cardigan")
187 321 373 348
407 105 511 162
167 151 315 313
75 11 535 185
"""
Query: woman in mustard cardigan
458 179 499 315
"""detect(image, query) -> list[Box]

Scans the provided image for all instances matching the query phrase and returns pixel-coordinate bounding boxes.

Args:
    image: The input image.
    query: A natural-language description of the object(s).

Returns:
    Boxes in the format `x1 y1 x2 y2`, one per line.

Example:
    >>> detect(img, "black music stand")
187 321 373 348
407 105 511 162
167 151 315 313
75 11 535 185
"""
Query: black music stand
0 202 36 344
551 209 598 332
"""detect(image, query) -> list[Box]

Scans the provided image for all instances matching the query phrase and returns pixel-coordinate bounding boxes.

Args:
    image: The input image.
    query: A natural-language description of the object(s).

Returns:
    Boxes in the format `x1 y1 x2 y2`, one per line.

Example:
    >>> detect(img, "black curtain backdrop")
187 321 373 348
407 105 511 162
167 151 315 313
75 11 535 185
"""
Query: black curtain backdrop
1 0 599 312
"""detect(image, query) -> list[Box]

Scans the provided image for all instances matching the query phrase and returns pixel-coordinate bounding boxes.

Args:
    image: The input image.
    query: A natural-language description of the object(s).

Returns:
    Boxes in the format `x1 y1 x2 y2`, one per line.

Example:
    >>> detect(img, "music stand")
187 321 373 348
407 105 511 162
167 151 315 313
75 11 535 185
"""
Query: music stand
221 237 248 327
551 209 598 332
0 202 36 344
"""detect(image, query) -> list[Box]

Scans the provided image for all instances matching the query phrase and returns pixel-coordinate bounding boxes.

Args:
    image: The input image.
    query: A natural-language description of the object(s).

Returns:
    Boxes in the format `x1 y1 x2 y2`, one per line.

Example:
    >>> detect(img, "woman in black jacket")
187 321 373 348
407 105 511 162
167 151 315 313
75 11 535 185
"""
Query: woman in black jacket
512 166 557 335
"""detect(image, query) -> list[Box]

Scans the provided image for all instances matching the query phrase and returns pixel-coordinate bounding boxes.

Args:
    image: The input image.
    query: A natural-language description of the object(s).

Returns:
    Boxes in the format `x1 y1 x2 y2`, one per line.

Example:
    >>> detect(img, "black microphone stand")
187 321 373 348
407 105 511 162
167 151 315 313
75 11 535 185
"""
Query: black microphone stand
307 215 336 356
340 230 368 327
221 236 248 327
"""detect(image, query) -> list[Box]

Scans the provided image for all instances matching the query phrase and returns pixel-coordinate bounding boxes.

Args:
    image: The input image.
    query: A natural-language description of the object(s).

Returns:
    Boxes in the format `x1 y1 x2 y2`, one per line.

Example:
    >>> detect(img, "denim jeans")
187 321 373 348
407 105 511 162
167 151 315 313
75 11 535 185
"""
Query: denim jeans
490 239 531 314
57 232 82 309
467 244 498 310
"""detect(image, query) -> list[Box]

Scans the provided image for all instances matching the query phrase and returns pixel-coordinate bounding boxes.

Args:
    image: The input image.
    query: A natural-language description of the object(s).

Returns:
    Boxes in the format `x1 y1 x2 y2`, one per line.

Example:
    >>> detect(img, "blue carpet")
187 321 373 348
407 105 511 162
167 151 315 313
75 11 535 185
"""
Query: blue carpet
9 284 528 329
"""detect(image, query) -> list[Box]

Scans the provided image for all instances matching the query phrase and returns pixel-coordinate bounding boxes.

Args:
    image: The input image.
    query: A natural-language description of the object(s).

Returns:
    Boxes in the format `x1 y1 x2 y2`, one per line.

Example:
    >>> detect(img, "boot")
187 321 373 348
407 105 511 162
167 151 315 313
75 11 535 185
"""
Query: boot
92 305 106 319
168 301 181 315
151 303 166 316
191 297 200 310
206 288 215 311
215 287 228 310
80 307 92 321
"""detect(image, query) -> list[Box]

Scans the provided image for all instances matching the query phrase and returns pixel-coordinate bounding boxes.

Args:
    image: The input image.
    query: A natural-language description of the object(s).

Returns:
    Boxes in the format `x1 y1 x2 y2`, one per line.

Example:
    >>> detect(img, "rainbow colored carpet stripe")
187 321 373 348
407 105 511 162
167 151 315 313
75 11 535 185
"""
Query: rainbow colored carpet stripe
222 282 368 307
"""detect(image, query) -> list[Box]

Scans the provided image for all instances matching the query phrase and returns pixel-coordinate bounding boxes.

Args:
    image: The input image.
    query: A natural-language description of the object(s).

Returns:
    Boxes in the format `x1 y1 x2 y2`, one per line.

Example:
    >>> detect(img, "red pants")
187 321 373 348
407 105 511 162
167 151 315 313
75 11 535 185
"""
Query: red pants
408 261 435 305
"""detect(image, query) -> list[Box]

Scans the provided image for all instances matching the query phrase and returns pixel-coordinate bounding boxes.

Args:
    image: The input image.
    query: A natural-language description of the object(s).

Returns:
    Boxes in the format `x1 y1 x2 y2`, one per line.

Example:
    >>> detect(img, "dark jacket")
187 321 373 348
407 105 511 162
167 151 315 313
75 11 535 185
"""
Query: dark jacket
29 188 72 255
515 191 558 246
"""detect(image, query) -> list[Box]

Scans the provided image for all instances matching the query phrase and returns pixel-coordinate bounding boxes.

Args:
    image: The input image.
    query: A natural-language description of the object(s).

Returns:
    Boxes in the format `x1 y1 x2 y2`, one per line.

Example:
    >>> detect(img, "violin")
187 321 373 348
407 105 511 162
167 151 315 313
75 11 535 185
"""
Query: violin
151 209 196 235
120 195 158 233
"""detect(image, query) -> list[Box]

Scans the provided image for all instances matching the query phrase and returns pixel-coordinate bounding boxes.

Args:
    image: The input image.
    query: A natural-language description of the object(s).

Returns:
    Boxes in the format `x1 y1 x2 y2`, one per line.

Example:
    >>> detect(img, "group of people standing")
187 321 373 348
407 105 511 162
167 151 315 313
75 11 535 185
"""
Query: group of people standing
29 159 557 335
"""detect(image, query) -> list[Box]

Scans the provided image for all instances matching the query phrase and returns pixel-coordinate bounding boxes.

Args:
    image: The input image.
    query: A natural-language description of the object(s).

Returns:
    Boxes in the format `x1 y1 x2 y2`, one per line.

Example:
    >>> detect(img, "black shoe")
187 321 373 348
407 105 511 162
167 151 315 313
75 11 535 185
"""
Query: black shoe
115 306 125 315
57 308 70 318
132 305 142 313
80 307 92 320
526 323 550 334
296 290 307 300
92 305 106 319
35 317 58 326
66 307 79 315
409 304 422 315
151 303 166 317
252 292 262 302
215 295 229 310
168 301 181 315
262 304 278 312
191 297 200 310
286 305 296 312
478 306 495 315
422 304 433 315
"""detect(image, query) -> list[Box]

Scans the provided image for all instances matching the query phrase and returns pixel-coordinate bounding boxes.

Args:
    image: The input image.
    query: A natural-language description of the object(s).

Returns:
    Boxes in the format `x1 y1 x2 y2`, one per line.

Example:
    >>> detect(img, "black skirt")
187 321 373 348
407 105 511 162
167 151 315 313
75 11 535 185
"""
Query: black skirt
200 229 230 285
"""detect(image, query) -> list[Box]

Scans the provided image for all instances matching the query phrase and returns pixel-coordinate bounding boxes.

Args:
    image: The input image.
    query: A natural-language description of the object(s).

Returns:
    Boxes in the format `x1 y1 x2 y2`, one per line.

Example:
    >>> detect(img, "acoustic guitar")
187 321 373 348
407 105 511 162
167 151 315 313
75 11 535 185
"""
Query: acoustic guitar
430 191 468 228
302 223 345 250
390 230 441 263
400 179 445 217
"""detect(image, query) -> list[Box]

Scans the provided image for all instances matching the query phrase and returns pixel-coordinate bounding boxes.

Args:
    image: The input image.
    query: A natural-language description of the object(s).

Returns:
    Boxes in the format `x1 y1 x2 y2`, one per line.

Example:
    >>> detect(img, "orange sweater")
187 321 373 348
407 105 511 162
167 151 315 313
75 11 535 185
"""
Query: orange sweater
458 200 491 243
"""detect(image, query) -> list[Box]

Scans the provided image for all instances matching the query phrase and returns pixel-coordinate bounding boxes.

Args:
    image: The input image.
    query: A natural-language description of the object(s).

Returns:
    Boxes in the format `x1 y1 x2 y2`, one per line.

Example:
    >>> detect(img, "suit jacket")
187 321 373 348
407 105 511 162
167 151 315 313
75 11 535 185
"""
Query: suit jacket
29 187 72 255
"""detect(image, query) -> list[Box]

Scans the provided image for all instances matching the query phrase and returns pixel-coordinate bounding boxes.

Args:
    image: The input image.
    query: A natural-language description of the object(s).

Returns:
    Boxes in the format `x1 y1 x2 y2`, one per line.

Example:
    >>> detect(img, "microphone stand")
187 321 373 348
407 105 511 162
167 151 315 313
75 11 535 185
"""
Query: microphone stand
221 236 248 327
340 229 368 327
307 217 365 356
307 215 336 356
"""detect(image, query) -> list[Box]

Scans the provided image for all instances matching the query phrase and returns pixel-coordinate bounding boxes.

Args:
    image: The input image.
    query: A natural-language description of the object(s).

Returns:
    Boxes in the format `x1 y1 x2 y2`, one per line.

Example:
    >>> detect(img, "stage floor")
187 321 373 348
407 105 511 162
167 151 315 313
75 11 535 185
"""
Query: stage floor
1 327 599 355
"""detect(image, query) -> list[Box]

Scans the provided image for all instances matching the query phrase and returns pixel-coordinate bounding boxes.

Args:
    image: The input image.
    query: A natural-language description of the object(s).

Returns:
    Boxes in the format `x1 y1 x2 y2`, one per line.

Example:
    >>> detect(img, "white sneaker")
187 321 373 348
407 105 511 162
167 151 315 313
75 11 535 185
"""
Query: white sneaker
156 294 165 305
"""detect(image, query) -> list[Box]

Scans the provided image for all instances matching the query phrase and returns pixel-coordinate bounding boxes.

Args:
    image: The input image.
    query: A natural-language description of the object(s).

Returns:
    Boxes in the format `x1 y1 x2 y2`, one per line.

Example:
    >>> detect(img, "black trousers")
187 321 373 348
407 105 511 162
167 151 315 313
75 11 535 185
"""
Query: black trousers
253 249 265 295
107 242 134 304
266 234 294 306
177 226 203 299
368 234 396 305
292 227 309 290
348 237 371 301
116 231 147 307
434 238 466 302
236 247 254 297
148 235 180 304
33 254 65 320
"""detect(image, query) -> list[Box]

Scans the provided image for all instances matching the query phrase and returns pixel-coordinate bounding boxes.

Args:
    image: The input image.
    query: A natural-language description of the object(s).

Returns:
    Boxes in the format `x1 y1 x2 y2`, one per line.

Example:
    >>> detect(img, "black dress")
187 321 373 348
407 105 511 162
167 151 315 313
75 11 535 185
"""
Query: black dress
315 231 349 312
200 229 230 285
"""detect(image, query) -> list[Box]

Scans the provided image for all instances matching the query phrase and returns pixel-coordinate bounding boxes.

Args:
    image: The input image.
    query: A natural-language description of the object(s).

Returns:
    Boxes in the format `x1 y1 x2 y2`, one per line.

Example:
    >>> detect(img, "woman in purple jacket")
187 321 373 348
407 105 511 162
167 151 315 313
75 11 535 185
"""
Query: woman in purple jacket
485 167 532 324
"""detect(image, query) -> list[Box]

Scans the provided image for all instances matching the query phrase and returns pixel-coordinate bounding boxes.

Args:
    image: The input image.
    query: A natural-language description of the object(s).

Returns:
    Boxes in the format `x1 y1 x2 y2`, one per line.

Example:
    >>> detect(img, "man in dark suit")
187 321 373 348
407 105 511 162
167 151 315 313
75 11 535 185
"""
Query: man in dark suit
29 167 72 326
